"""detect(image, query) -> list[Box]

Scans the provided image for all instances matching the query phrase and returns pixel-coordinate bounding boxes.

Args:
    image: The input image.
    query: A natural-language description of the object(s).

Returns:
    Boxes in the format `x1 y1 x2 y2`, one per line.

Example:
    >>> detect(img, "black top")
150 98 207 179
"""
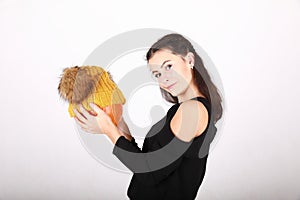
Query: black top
113 97 217 200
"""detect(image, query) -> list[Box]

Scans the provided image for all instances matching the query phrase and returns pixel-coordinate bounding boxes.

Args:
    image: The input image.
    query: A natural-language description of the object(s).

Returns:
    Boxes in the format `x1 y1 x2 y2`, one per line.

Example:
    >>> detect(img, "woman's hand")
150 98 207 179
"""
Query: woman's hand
73 103 116 135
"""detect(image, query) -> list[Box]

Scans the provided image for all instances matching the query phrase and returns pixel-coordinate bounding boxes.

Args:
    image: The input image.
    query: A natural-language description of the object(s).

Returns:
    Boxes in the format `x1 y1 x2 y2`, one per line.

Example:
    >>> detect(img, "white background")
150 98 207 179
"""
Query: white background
0 0 300 199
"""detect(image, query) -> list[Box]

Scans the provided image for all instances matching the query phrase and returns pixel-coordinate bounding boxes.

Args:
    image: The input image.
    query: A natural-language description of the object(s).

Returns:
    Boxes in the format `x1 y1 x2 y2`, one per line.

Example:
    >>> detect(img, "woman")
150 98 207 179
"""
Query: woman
74 33 223 200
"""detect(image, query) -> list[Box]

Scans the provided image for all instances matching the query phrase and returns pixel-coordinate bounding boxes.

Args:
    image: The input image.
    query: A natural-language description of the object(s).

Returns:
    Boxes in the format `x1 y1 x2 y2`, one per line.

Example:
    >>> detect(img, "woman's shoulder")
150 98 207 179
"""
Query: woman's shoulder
170 98 209 142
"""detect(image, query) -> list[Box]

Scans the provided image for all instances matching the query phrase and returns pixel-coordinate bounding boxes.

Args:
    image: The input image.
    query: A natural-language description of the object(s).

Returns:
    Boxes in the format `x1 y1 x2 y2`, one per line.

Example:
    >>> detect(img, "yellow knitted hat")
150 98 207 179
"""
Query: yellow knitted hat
58 66 126 118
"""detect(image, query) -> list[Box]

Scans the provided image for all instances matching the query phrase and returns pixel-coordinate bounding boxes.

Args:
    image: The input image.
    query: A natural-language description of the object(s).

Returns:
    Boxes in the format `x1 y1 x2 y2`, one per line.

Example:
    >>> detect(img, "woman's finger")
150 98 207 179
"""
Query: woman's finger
81 127 90 133
80 126 96 134
74 116 89 130
79 105 91 119
74 115 85 125
73 108 87 123
89 103 103 114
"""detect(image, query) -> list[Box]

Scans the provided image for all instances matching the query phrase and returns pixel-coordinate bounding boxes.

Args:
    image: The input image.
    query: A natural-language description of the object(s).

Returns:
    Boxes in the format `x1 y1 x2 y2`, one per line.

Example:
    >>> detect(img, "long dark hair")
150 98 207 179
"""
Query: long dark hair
146 33 223 124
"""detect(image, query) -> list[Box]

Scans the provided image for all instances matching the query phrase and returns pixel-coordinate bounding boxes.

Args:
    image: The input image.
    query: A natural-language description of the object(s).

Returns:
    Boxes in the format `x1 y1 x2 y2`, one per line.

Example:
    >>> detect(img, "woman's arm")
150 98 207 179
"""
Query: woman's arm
112 134 191 186
73 103 194 186
117 117 133 142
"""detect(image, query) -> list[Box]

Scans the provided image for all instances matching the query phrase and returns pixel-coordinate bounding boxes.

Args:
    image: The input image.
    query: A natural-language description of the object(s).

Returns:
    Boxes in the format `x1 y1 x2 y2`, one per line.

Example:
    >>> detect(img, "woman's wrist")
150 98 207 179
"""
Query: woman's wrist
120 131 133 142
116 117 133 142
106 126 123 144
106 126 133 145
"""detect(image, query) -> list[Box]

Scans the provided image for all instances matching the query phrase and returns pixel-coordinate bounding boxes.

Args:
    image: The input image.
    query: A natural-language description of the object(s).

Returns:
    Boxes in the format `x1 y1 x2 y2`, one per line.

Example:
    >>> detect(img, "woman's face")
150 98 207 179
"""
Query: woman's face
148 49 194 97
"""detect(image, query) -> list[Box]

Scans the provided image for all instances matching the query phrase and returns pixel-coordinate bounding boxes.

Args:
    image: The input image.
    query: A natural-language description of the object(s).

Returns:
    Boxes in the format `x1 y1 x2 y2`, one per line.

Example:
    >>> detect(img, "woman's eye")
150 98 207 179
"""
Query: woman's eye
154 73 161 78
165 64 172 70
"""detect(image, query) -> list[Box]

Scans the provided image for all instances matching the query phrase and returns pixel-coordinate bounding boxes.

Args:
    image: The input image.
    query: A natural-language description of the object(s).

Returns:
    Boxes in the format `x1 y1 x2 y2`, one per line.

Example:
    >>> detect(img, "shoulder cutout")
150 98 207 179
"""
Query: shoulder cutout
170 100 209 142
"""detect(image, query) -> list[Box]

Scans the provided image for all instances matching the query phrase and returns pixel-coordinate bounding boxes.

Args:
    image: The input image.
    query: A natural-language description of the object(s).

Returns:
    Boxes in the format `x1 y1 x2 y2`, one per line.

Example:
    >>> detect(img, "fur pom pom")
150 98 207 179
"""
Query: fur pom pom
58 66 79 102
58 65 125 113
58 66 104 104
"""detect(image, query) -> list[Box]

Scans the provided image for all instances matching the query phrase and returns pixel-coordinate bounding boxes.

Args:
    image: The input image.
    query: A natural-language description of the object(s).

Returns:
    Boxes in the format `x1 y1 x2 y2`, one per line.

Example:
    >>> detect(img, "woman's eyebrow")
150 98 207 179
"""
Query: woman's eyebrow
151 60 171 73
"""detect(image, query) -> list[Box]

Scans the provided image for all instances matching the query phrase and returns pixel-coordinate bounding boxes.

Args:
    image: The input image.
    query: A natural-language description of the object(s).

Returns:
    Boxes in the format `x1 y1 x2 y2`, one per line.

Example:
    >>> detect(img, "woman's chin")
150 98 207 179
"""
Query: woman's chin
169 90 177 97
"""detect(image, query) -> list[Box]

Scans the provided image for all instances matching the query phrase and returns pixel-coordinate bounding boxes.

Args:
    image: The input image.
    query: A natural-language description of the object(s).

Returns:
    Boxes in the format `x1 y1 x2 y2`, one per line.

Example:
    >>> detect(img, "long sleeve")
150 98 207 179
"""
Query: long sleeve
113 98 213 199
114 136 142 153
112 135 193 186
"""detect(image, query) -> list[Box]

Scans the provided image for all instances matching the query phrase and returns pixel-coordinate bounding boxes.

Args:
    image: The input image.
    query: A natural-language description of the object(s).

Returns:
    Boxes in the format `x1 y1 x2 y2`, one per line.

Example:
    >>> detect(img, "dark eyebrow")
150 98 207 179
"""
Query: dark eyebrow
151 60 171 73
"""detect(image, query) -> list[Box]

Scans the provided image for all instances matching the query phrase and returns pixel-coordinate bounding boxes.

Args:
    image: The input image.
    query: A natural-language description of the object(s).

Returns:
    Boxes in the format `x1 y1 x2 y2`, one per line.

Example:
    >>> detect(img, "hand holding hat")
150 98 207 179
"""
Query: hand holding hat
58 65 126 127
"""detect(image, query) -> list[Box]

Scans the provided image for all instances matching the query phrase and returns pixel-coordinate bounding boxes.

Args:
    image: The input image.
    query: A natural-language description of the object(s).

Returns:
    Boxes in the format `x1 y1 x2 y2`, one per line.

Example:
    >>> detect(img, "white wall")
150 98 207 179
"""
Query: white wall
0 0 299 199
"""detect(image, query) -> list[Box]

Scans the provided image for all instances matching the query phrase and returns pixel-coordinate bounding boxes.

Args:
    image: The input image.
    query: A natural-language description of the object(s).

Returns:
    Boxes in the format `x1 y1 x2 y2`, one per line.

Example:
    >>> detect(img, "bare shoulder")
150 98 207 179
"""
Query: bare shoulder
170 100 209 142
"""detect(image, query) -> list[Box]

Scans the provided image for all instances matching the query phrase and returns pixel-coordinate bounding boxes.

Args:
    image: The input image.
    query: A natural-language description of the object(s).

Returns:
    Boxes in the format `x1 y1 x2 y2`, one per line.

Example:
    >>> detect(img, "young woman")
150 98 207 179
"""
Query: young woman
73 33 223 200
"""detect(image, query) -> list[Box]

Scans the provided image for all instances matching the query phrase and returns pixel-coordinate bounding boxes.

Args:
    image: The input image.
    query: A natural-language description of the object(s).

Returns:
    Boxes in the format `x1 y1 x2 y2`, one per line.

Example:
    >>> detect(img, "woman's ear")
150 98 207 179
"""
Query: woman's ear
185 52 195 67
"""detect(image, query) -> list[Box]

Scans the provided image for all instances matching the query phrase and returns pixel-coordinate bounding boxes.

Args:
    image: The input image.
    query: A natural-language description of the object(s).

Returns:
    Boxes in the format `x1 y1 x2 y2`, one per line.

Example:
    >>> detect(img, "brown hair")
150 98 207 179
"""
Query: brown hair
146 33 223 124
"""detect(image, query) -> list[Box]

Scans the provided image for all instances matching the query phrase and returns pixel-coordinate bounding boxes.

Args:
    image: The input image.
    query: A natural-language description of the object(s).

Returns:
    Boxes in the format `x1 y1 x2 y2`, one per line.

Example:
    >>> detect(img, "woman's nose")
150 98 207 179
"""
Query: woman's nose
161 72 172 81
159 74 170 84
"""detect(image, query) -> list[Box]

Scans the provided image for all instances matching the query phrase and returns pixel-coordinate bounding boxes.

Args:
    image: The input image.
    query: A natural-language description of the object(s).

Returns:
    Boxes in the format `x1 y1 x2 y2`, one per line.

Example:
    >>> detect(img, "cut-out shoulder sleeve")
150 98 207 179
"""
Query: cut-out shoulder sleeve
170 100 209 142
112 98 212 186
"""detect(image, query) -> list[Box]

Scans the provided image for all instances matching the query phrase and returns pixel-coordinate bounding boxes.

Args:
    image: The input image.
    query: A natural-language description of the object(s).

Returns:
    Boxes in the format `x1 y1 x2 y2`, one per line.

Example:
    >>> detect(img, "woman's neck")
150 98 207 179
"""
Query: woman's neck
177 83 205 104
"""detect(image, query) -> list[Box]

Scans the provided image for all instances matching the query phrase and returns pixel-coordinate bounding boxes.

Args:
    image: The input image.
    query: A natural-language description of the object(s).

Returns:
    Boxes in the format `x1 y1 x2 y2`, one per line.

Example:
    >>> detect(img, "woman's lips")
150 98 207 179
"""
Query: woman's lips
166 82 177 90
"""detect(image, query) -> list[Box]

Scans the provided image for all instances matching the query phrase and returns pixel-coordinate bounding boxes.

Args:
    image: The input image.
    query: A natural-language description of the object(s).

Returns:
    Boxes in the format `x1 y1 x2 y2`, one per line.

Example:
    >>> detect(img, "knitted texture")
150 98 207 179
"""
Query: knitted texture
58 66 126 118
